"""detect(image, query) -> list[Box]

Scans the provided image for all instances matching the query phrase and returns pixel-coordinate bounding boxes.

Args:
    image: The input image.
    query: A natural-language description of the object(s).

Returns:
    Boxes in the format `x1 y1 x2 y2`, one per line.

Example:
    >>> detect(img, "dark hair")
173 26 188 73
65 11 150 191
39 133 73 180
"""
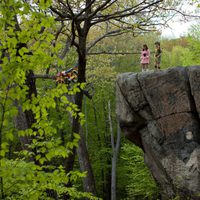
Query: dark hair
143 44 148 51
155 41 160 46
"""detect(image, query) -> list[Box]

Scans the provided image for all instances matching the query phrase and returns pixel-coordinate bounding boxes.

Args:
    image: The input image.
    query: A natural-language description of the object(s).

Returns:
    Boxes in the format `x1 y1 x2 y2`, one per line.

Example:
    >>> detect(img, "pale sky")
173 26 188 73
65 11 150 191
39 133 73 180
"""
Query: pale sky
161 2 199 38
161 20 195 38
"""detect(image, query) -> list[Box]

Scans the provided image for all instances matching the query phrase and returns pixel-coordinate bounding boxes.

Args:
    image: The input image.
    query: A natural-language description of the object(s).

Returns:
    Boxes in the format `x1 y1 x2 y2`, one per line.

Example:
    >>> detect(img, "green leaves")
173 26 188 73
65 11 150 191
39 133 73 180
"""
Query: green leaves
0 0 93 199
0 143 9 157
18 47 29 56
37 0 53 9
118 143 159 199
0 158 100 199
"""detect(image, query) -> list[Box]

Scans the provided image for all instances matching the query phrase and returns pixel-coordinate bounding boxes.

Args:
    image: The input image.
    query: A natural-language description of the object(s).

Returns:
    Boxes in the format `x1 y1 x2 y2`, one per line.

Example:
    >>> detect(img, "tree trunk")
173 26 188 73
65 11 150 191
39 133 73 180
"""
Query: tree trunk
77 127 96 194
108 101 121 200
75 33 97 193
14 102 31 150
64 19 96 196
111 125 121 200
84 96 88 145
100 100 110 199
14 70 37 152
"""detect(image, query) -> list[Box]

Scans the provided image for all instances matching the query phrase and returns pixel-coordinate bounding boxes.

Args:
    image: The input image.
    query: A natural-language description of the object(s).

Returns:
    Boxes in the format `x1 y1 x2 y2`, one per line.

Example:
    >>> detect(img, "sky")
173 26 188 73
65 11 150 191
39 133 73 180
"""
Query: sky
161 2 199 39
161 20 196 39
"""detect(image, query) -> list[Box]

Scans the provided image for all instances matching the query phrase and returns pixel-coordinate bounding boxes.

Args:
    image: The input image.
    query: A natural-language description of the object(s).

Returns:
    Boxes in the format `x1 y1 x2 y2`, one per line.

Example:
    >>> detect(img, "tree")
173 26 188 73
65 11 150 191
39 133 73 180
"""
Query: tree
1 0 195 198
108 101 121 200
0 1 97 199
48 0 188 194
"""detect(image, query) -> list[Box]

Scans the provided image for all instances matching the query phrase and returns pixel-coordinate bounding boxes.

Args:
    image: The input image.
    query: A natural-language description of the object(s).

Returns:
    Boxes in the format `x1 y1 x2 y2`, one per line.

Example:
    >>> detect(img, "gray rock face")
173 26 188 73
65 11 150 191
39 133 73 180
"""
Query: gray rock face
116 66 200 199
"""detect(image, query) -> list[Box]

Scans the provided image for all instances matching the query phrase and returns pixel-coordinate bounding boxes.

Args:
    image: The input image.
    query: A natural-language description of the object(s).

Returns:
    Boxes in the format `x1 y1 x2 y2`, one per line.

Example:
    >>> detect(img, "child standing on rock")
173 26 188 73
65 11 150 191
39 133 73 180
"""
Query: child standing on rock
140 44 150 72
154 41 162 70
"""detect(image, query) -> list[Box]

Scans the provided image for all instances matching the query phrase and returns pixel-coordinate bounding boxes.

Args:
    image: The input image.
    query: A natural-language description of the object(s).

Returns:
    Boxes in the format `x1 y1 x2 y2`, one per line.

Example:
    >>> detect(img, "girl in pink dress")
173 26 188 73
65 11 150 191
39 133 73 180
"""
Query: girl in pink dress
140 44 150 72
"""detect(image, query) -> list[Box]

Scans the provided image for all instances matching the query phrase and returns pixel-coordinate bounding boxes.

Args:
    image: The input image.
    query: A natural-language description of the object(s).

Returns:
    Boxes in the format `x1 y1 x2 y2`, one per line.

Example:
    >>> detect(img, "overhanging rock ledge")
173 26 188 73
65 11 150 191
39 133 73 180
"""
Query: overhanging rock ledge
116 66 200 199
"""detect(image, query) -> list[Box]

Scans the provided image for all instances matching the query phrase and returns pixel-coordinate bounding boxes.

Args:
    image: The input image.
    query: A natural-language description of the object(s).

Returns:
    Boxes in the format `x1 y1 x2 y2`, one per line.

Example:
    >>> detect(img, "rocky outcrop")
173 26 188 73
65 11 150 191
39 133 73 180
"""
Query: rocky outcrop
116 66 200 199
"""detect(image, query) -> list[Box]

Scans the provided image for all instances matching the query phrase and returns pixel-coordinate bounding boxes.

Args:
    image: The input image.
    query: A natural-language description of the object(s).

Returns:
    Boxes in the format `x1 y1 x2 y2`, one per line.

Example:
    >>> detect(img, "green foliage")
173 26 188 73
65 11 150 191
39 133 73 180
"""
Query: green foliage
186 25 200 64
0 1 98 199
117 143 159 200
1 157 100 199
85 31 162 199
161 45 194 68
160 35 200 69
1 159 77 199
87 54 117 101
1 0 200 199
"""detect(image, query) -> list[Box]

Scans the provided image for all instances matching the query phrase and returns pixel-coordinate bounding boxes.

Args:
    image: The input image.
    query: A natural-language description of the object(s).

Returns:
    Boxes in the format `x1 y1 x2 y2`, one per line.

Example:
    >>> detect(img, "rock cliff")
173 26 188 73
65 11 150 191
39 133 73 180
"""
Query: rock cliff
116 66 200 199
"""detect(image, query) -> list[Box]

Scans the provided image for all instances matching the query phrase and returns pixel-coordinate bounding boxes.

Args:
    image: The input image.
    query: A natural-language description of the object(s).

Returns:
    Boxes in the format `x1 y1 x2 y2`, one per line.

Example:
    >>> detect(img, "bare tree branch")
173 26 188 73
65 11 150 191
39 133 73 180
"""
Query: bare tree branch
157 6 200 19
76 0 96 18
33 74 56 79
86 19 159 53
88 51 142 55
88 0 113 20
91 0 163 25
87 28 125 52
50 5 70 19
66 0 74 16
59 36 72 60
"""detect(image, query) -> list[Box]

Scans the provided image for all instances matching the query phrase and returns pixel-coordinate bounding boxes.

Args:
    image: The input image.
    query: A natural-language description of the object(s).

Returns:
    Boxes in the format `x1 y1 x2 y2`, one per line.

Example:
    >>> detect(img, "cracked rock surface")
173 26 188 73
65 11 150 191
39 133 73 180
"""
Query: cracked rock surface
116 66 200 199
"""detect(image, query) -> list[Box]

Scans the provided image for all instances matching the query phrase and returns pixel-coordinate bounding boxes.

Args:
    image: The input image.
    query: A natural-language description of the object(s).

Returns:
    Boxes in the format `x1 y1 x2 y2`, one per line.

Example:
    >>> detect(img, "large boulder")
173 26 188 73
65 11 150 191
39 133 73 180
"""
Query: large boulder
116 66 200 199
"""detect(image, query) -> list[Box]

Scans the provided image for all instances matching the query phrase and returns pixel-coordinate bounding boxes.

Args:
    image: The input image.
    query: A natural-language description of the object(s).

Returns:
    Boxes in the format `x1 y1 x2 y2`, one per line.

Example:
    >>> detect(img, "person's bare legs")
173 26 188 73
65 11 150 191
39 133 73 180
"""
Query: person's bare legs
156 62 161 70
141 64 145 72
157 63 161 70
155 62 159 70
145 63 149 71
142 64 150 72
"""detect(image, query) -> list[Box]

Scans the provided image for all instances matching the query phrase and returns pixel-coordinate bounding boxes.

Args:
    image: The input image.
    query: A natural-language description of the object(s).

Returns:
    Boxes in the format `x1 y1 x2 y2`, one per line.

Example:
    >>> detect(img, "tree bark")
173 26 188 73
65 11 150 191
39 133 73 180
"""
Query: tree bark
108 101 121 200
14 70 37 152
102 100 111 200
111 125 121 200
77 127 96 194
75 29 96 194
64 15 96 196
13 102 31 150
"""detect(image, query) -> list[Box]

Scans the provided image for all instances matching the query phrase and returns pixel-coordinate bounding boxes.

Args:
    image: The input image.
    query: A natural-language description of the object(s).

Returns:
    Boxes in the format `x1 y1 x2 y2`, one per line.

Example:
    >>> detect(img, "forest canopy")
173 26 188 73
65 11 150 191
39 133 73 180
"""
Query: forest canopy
0 0 200 199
